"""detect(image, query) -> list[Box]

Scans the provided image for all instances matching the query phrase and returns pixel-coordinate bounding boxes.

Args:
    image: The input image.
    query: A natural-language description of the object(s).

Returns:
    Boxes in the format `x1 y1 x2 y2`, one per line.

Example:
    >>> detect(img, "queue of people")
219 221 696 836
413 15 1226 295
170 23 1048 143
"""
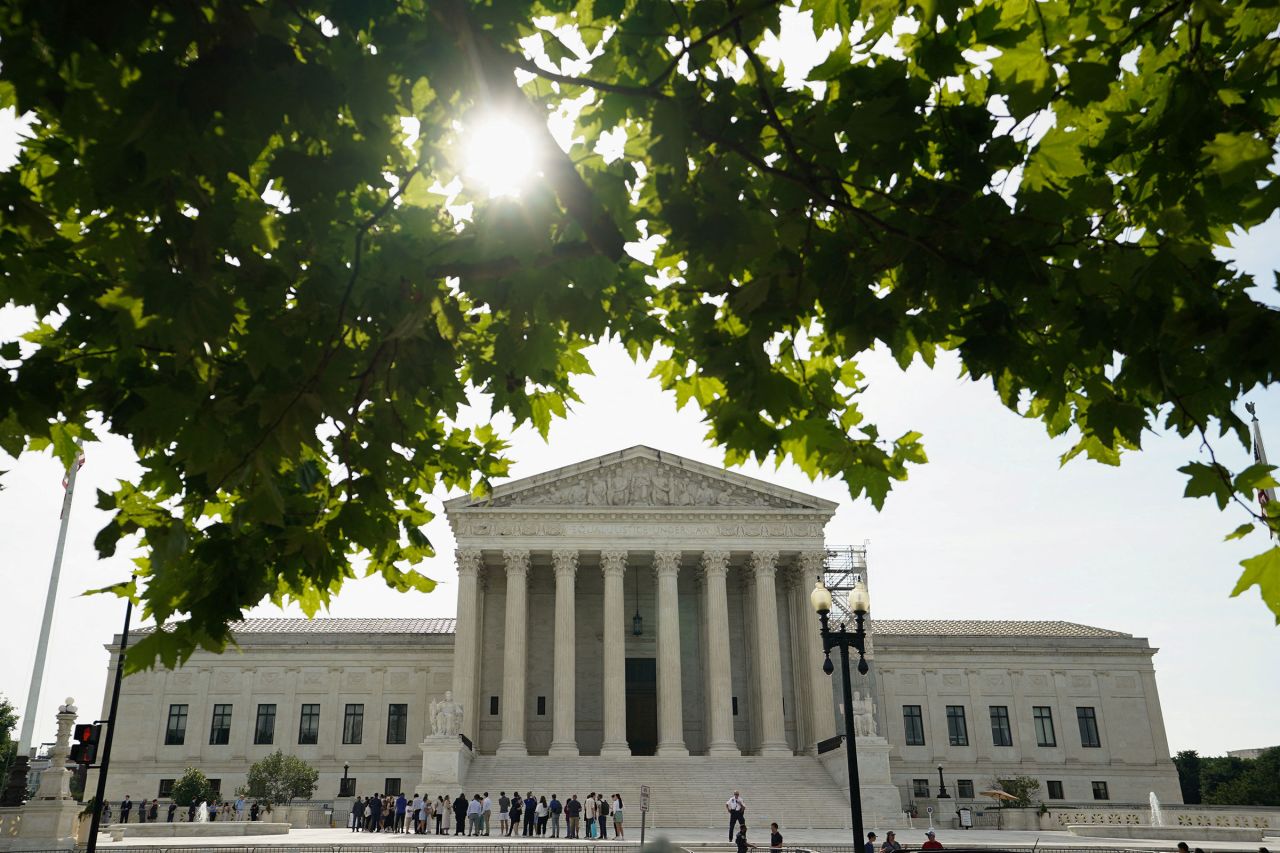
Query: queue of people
863 829 945 852
348 790 625 838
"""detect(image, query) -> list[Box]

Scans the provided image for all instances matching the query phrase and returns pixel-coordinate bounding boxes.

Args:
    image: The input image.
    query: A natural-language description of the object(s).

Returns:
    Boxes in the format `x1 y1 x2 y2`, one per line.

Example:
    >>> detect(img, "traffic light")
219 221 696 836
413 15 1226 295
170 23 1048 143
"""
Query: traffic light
69 723 101 766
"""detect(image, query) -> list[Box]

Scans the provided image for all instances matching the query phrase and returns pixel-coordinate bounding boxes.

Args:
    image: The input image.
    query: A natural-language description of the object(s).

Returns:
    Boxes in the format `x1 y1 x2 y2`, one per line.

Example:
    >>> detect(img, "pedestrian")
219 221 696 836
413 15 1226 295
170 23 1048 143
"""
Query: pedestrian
770 822 783 849
384 795 394 831
550 793 563 838
483 791 492 836
101 802 112 824
882 829 902 852
119 795 133 823
736 824 756 853
235 794 246 821
523 791 537 837
453 791 468 835
396 791 408 832
598 793 610 839
435 796 446 834
585 792 598 839
612 794 624 839
250 801 260 822
509 792 522 836
566 794 581 838
374 794 386 832
468 794 483 835
351 797 364 832
167 802 177 822
187 802 196 823
726 790 745 841
865 831 878 853
499 792 511 836
922 830 943 850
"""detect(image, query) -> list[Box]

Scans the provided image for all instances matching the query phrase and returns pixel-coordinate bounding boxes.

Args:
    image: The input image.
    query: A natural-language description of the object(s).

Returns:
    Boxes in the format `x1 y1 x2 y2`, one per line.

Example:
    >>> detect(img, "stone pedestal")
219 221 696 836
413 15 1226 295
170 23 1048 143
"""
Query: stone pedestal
418 736 473 789
818 736 904 824
11 799 82 851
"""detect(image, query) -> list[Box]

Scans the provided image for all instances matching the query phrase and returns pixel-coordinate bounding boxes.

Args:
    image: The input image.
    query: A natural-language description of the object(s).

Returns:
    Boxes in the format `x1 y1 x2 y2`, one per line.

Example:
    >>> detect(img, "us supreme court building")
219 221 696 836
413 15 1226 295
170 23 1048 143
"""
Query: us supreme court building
93 447 1183 826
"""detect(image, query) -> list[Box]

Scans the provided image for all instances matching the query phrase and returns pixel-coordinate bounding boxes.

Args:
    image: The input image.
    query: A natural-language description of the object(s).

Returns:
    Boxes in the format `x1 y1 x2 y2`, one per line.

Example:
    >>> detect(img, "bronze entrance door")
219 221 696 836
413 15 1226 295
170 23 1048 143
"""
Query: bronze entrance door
624 657 657 755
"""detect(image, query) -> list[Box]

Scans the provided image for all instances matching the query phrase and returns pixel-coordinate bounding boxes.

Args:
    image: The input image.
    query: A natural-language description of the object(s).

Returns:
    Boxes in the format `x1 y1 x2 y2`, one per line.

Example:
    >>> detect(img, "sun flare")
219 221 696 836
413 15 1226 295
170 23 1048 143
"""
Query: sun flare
462 112 542 198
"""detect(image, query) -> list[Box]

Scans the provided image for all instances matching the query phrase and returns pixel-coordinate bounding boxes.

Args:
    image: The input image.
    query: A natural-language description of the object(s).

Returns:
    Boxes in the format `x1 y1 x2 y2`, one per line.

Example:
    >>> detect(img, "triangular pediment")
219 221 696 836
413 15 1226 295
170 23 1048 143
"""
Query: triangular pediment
448 446 835 512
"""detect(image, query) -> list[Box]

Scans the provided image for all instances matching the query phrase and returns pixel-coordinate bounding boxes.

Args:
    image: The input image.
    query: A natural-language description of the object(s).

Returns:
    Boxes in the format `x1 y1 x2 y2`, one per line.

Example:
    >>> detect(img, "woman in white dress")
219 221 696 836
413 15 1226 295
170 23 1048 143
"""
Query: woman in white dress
612 794 624 838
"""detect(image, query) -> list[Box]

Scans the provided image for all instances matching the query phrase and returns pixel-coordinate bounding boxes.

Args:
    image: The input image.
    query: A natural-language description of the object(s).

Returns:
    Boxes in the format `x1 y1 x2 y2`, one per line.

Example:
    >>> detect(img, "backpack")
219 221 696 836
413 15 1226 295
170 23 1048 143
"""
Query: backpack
551 800 562 814
599 799 610 817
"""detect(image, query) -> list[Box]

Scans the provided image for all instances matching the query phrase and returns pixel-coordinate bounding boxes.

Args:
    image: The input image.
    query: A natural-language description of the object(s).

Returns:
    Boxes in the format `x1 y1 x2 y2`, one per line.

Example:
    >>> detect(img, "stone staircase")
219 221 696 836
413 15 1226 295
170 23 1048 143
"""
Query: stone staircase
463 755 856 830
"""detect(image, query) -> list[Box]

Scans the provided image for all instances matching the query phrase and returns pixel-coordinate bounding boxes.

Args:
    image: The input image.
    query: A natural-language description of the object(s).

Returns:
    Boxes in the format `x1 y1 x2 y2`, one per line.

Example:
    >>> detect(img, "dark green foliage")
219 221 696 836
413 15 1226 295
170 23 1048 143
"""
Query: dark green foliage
1174 749 1202 804
994 775 1041 807
169 767 214 807
0 696 16 789
2 0 1279 668
1176 748 1280 807
245 751 319 806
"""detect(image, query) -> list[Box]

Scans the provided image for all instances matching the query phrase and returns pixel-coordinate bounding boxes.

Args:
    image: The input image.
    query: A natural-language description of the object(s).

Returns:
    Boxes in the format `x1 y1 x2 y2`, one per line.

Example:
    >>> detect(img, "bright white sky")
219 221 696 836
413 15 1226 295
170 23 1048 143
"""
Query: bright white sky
1 6 1277 758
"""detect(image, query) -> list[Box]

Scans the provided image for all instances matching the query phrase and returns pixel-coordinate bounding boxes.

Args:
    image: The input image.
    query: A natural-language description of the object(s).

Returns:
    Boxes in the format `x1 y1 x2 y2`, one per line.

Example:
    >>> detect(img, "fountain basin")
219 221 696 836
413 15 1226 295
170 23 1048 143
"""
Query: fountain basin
107 822 290 841
1067 824 1264 841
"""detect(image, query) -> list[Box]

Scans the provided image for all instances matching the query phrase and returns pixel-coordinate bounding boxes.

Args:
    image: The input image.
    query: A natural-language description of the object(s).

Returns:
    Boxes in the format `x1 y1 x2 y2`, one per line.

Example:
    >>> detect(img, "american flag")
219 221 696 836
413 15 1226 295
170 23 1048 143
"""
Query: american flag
1248 404 1276 523
61 451 85 489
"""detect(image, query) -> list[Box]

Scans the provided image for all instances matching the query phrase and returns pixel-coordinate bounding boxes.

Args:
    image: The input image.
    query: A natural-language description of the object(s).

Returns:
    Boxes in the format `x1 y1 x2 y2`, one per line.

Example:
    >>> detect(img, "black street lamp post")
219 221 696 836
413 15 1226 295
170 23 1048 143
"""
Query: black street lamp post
811 578 871 853
937 765 949 798
341 763 350 797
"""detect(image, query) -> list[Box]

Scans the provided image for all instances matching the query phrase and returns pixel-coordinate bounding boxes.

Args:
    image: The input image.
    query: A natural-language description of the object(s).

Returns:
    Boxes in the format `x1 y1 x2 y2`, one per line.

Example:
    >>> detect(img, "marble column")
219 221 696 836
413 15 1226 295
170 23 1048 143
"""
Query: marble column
785 565 816 754
750 550 792 756
496 549 529 756
654 550 688 756
701 550 740 756
451 549 483 741
800 551 837 745
600 550 630 756
549 549 580 756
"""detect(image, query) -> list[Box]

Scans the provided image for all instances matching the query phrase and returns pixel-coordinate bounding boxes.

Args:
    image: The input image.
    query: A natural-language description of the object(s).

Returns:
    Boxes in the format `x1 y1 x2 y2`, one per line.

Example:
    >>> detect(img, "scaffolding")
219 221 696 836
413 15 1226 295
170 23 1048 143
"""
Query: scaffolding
822 542 869 623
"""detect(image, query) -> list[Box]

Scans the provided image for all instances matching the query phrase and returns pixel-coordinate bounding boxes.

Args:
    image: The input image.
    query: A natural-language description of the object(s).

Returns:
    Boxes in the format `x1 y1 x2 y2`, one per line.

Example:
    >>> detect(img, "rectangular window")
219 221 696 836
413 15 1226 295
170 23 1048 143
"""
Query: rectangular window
298 704 320 745
386 704 408 745
903 705 926 746
957 779 975 799
912 779 931 798
1033 706 1057 747
1077 706 1101 748
989 705 1013 747
342 704 364 745
209 704 232 745
536 696 546 716
254 704 276 745
946 705 969 746
1047 781 1064 800
1092 781 1109 800
208 779 222 796
158 779 175 799
732 697 739 716
164 704 188 745
489 696 499 715
385 777 402 796
339 777 357 797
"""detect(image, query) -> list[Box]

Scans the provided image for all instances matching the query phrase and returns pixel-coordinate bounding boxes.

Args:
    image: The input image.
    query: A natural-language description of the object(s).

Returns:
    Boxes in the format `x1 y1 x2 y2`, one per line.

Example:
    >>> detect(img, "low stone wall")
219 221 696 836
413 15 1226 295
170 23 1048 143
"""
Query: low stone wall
0 807 22 851
107 821 290 840
992 805 1280 833
1068 824 1264 841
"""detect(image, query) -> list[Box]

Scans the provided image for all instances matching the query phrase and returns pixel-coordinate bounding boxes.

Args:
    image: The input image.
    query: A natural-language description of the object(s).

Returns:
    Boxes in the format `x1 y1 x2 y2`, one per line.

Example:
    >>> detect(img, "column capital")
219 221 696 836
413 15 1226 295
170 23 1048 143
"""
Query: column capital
503 549 530 576
456 548 483 577
701 550 731 578
749 549 780 579
798 550 825 578
552 549 579 576
653 550 681 578
601 549 628 578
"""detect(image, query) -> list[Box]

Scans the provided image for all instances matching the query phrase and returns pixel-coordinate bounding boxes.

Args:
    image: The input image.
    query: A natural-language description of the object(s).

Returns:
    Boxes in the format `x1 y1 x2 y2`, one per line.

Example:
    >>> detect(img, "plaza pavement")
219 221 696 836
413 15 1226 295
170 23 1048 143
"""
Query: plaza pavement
93 825 1280 851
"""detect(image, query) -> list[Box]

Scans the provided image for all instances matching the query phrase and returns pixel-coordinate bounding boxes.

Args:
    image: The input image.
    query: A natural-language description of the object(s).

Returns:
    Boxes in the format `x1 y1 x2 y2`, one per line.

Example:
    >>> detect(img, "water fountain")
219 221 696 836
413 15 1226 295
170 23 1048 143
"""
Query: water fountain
195 801 209 823
1149 792 1164 827
110 796 288 840
1068 789 1261 842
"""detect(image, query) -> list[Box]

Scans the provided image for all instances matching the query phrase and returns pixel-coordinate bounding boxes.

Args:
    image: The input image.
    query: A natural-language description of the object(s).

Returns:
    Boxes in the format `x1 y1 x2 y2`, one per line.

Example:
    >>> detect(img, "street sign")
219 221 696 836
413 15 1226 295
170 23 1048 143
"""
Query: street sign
640 785 651 812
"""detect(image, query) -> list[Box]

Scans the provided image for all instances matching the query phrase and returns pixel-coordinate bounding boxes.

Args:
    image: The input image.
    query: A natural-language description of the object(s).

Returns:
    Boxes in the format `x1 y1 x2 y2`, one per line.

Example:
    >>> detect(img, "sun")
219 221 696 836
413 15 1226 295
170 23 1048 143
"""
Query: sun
462 112 543 198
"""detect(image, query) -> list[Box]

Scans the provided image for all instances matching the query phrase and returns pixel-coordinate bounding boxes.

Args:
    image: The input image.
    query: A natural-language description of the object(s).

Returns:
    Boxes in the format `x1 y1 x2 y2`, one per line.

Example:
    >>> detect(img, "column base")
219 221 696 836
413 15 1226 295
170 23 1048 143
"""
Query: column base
757 742 793 758
656 742 690 757
547 742 580 757
599 742 631 757
707 742 742 757
495 741 528 757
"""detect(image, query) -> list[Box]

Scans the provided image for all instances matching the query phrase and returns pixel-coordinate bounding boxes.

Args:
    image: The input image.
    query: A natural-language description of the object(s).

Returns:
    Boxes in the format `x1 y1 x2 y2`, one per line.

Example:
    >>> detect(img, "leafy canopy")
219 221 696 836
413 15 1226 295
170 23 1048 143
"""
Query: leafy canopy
994 775 1042 807
245 750 319 806
170 767 215 807
1 0 1279 668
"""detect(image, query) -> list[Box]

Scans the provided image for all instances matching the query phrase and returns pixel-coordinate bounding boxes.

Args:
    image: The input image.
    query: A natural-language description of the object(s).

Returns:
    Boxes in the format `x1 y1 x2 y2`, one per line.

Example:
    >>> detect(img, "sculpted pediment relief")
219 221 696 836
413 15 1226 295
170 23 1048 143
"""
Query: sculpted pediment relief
473 457 813 509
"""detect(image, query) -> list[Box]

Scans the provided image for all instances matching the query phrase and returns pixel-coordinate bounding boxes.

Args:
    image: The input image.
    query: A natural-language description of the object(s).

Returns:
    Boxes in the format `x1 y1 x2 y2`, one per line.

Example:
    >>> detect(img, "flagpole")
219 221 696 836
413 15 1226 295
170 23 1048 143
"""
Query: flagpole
17 441 83 756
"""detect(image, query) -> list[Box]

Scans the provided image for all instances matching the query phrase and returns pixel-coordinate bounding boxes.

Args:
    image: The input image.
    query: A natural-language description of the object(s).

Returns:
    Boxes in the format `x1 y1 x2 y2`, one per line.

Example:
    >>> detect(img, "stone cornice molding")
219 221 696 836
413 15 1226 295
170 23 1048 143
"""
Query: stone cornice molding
551 549 579 576
601 549 628 578
653 550 681 578
456 548 483 577
701 550 731 578
448 511 829 544
502 549 530 576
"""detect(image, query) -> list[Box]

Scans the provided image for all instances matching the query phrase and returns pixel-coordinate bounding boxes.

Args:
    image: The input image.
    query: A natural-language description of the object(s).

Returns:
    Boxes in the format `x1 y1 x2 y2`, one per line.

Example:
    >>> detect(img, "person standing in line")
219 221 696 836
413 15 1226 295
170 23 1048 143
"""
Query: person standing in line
374 794 387 833
350 797 363 832
921 830 943 850
136 796 146 824
498 792 511 836
566 794 581 838
585 792 598 839
186 801 196 823
149 800 160 822
769 822 783 849
467 794 482 835
386 794 396 831
452 792 468 835
549 793 563 838
235 794 245 821
399 791 411 832
612 794 624 839
882 830 902 852
435 796 446 835
726 790 745 841
250 801 260 822
523 791 537 837
483 791 493 836
536 796 549 836
509 793 522 836
167 802 177 822
864 831 878 853
598 792 610 839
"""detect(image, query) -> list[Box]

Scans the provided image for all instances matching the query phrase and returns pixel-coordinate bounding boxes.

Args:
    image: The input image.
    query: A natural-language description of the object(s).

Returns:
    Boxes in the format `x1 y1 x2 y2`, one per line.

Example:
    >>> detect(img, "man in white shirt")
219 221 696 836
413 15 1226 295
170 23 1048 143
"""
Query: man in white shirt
726 791 746 841
585 793 598 839
482 793 492 836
